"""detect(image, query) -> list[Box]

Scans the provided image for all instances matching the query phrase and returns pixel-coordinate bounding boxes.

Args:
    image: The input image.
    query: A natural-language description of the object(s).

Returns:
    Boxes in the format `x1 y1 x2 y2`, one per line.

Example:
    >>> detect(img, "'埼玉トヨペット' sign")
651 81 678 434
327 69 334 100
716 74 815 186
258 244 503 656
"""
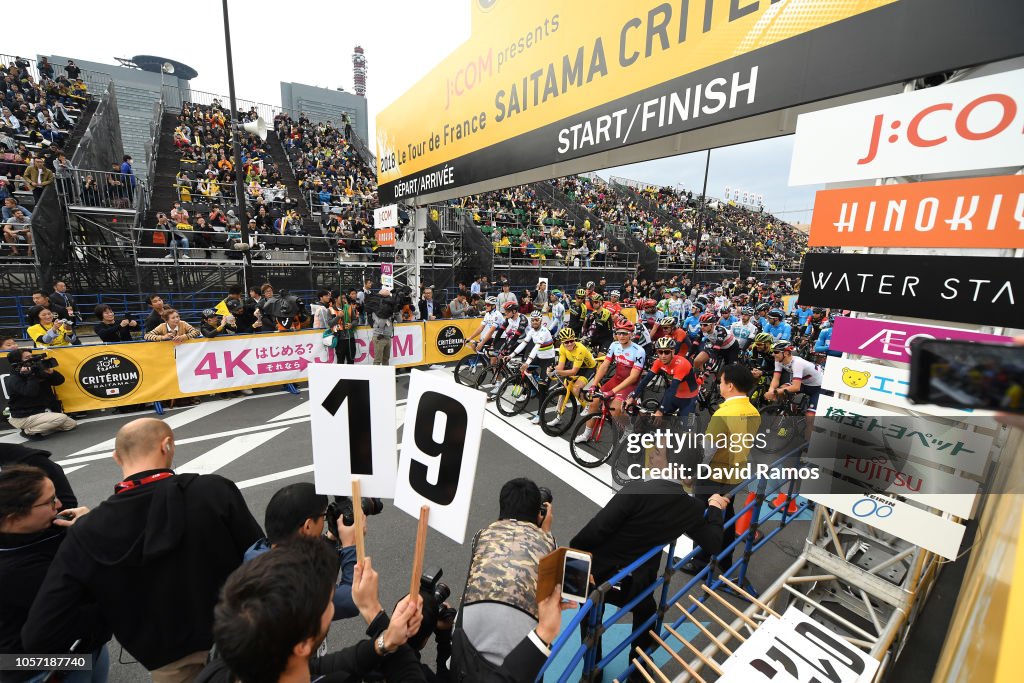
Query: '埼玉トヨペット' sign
798 253 1021 327
808 175 1024 248
790 68 1024 185
375 0 1024 203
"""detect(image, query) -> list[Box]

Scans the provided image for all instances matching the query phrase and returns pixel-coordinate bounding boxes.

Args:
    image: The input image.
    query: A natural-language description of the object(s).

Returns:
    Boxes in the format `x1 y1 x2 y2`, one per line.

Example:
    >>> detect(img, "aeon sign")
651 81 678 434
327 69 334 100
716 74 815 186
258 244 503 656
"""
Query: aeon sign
790 68 1024 185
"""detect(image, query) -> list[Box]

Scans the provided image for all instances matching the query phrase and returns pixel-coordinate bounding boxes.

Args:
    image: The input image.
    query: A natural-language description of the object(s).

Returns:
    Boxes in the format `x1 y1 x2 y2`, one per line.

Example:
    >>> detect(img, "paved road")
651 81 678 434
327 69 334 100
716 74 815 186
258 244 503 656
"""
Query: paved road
0 367 808 681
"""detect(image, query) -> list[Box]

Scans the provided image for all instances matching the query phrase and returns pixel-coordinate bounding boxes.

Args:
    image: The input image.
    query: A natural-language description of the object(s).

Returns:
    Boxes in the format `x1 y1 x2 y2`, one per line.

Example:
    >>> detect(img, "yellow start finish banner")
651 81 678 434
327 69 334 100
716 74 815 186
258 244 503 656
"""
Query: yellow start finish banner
376 0 1024 203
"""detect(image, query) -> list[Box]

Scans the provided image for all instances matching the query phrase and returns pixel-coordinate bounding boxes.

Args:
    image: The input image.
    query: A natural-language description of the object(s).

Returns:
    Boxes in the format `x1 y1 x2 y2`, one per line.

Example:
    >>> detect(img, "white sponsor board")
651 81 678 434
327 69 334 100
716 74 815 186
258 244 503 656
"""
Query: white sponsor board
821 359 994 419
373 204 399 228
175 331 333 392
309 365 399 498
394 370 486 544
815 395 992 477
801 491 966 560
790 68 1024 184
719 607 879 683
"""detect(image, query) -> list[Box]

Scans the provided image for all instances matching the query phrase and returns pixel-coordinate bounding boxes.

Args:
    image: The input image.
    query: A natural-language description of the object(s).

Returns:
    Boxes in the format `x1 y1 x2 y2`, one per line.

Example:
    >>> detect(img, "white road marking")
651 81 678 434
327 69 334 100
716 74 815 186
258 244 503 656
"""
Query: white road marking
236 465 314 489
61 464 89 475
176 428 288 475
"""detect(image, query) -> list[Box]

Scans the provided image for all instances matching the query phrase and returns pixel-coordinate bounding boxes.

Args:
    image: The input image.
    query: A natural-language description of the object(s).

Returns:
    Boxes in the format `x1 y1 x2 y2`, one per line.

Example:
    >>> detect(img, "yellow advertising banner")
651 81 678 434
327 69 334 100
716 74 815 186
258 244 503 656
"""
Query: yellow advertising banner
376 0 1024 204
422 318 483 365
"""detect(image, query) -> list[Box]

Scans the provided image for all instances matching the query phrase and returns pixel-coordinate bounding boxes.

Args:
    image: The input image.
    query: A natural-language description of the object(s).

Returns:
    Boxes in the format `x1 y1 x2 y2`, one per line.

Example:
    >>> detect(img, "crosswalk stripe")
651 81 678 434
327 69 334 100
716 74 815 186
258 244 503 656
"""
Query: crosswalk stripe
176 428 288 475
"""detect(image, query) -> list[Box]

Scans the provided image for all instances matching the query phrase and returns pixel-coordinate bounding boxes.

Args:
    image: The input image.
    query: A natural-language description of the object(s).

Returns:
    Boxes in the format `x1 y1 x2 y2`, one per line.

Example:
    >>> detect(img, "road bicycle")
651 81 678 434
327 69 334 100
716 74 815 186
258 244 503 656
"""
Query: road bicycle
569 390 622 468
537 374 585 436
494 358 550 417
607 400 662 487
453 342 494 386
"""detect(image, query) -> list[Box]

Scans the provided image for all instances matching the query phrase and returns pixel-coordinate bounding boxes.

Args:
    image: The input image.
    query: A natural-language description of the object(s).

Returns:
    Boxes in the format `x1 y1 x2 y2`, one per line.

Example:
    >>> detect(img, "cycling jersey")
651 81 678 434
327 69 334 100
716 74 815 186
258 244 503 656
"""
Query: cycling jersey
796 307 814 326
775 355 823 387
497 314 528 350
720 314 738 328
567 300 586 333
669 298 685 317
549 302 565 333
605 341 646 383
714 295 729 311
652 354 699 399
481 309 503 329
682 314 702 340
602 301 622 317
730 320 758 349
657 298 672 315
558 342 598 370
514 326 556 360
633 322 652 349
762 320 792 341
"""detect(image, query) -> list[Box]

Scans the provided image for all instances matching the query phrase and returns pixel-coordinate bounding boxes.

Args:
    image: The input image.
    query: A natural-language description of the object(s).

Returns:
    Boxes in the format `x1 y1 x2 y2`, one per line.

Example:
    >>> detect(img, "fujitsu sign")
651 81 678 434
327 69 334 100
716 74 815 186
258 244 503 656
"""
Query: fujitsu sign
790 68 1024 185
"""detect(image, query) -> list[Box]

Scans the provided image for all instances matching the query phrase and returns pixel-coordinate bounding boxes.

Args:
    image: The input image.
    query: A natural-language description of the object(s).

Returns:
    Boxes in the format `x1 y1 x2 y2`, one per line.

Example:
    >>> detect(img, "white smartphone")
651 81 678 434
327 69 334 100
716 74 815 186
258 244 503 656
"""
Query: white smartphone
561 550 592 603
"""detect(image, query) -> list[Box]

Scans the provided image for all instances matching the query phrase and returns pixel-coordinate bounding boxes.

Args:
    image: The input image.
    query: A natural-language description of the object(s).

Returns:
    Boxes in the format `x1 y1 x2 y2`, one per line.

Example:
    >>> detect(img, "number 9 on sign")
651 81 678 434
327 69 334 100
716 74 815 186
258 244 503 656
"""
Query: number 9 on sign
396 369 486 544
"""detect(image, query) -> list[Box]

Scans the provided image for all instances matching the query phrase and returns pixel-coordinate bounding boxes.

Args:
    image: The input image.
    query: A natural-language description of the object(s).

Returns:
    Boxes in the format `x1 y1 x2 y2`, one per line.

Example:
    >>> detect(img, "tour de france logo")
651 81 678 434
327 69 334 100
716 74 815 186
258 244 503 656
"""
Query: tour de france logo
77 354 142 399
437 325 466 356
477 0 498 9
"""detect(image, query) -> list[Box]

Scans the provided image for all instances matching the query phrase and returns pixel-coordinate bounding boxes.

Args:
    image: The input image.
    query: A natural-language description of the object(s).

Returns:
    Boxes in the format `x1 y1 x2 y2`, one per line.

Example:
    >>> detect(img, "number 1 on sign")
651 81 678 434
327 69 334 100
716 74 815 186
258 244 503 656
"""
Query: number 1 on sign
322 378 373 475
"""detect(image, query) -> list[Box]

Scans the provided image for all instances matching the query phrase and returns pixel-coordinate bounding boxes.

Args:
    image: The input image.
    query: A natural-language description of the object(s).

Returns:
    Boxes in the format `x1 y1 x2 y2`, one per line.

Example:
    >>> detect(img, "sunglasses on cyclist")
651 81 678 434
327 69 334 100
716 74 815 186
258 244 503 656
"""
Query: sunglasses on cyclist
656 349 673 355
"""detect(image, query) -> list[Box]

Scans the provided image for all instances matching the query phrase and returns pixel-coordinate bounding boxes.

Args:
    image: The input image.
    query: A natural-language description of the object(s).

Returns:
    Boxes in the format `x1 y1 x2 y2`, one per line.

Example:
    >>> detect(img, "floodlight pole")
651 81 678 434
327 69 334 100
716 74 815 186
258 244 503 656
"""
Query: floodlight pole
691 148 711 284
222 0 250 289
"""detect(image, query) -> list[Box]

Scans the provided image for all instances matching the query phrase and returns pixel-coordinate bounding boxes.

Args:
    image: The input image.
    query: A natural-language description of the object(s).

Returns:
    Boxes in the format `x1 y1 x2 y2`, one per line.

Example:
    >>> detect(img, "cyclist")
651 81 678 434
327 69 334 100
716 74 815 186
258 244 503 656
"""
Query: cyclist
704 323 741 368
731 307 758 350
567 289 588 336
800 308 828 344
497 301 528 353
753 302 772 331
650 316 687 352
624 313 653 357
576 319 646 443
629 336 699 421
719 304 738 328
637 299 658 328
586 291 602 314
544 327 599 425
656 291 673 319
766 341 825 418
548 290 566 335
795 304 814 327
762 308 793 341
513 312 557 374
603 290 623 317
466 296 503 352
682 302 704 341
814 317 842 358
713 287 729 312
583 305 614 353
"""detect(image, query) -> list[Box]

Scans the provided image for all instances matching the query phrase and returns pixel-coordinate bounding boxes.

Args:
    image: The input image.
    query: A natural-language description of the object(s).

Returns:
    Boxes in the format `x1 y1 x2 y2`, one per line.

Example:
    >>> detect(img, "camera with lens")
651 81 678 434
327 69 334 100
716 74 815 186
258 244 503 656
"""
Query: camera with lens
538 486 553 523
420 568 453 612
325 495 385 539
14 353 59 373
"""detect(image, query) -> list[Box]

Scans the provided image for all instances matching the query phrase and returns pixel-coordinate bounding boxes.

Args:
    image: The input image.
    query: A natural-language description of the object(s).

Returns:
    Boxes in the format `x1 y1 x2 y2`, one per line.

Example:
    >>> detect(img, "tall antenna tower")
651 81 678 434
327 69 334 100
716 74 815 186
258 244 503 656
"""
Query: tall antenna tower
352 46 367 97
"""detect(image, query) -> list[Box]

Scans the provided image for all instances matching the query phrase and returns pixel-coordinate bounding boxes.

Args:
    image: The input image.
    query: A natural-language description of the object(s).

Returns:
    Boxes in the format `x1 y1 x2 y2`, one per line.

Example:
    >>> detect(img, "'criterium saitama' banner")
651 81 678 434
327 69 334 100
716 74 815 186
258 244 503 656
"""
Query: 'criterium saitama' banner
375 0 1024 202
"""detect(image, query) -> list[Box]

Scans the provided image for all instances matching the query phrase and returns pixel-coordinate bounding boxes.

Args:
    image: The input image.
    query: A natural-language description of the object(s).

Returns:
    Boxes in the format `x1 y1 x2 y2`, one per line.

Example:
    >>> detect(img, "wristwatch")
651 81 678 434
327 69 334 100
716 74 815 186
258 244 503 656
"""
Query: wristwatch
375 633 395 656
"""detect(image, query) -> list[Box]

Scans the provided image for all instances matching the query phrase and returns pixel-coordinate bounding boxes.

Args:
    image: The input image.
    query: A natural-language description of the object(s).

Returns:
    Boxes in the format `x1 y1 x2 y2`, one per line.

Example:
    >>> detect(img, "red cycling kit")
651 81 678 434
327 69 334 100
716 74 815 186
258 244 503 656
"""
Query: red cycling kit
600 341 647 400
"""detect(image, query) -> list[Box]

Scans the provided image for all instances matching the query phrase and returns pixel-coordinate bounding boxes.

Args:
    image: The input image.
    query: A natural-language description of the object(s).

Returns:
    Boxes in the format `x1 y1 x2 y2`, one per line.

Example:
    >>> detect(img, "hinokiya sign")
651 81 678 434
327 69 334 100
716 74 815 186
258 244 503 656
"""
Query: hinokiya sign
798 253 1021 327
831 317 1010 364
376 0 1024 203
791 68 1024 185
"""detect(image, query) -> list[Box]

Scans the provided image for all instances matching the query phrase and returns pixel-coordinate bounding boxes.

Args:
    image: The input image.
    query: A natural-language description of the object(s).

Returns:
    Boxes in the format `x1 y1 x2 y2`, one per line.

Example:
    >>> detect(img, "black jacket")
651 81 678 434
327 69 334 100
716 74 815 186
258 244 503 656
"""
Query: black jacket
22 471 264 670
95 321 134 343
0 445 93 682
7 368 64 418
570 479 723 584
144 309 164 333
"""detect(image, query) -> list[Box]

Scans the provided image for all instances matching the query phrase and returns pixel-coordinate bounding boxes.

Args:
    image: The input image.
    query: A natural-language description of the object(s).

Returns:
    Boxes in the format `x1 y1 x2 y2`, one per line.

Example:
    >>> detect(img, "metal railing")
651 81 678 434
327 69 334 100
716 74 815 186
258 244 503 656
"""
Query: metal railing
538 446 811 682
658 255 742 272
491 249 639 271
55 168 145 212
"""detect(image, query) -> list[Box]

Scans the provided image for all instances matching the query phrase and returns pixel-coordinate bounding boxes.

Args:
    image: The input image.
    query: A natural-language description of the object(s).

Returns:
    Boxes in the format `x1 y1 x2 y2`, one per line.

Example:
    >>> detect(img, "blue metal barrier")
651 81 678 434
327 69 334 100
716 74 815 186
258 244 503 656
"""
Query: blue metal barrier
537 446 810 682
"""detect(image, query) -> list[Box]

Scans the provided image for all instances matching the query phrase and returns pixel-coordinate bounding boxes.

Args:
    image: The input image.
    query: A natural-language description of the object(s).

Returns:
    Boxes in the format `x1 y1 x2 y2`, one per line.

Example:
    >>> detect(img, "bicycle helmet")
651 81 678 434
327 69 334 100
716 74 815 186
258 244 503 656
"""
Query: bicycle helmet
753 332 774 346
654 336 676 351
708 325 735 349
590 293 603 303
768 308 785 319
659 316 676 328
755 302 771 313
553 290 563 298
614 319 635 333
771 341 791 353
610 290 620 298
575 288 587 298
484 296 498 306
740 307 754 316
812 307 825 315
698 312 719 324
695 296 709 307
529 311 543 320
586 281 595 288
502 301 519 313
691 302 705 313
557 327 577 342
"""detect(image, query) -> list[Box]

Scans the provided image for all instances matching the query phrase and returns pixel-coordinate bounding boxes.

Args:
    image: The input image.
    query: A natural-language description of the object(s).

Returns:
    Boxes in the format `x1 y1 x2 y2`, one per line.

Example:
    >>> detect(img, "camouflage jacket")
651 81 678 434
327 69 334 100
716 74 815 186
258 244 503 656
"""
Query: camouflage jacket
463 519 555 619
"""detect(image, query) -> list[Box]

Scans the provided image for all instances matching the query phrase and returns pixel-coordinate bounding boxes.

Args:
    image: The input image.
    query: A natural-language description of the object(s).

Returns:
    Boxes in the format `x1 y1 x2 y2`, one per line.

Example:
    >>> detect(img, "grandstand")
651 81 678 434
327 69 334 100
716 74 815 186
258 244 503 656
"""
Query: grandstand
1 50 814 342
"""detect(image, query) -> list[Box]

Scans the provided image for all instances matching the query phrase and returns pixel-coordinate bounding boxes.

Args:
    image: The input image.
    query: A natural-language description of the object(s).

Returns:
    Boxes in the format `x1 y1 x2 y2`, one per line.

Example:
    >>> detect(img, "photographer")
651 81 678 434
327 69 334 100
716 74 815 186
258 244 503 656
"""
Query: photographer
259 283 308 332
26 308 77 348
0 446 103 683
242 483 360 621
5 349 77 438
199 309 237 339
369 287 398 366
452 478 554 677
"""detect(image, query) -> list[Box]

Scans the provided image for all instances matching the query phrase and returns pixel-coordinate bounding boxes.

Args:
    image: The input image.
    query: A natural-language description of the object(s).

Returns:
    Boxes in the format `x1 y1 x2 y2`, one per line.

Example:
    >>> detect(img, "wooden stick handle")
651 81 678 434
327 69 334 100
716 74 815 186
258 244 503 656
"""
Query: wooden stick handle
716 574 781 617
351 479 366 564
409 506 429 599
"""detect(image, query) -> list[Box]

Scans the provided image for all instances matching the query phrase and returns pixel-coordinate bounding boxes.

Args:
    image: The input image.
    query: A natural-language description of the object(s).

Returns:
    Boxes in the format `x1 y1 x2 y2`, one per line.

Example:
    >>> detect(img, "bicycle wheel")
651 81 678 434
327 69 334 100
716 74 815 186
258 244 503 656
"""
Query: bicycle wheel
759 406 804 454
570 414 621 468
495 376 533 416
539 389 578 436
454 353 489 386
